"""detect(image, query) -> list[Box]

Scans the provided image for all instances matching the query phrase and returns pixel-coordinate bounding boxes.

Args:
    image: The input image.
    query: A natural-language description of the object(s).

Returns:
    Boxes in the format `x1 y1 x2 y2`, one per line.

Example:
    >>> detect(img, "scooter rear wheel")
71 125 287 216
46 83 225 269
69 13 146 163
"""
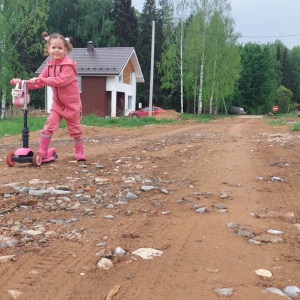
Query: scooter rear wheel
6 152 15 167
32 152 42 167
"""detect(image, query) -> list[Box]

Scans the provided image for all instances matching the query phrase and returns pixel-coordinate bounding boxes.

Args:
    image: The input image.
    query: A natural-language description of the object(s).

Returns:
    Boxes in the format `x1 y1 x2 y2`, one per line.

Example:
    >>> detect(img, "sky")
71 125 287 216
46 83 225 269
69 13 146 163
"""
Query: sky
131 0 300 49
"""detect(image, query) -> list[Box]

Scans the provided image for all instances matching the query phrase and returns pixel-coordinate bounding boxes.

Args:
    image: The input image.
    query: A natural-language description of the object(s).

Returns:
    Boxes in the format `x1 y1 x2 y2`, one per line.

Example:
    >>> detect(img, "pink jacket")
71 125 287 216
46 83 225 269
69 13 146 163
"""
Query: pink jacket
27 56 81 116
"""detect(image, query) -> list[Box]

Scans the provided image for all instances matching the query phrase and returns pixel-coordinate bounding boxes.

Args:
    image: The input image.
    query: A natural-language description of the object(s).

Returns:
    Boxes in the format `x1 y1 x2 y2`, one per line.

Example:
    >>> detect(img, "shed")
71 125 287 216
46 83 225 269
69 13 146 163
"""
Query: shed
36 42 144 117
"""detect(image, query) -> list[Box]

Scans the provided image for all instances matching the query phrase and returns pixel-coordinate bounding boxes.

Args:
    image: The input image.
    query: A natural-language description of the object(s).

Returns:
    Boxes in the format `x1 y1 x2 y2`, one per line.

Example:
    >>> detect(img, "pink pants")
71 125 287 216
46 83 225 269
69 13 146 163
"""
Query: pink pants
43 109 83 140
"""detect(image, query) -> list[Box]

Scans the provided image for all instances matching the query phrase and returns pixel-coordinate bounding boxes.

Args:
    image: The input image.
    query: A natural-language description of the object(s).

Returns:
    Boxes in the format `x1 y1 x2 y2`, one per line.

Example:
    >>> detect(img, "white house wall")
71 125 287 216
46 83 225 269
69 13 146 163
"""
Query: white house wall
45 73 137 117
46 87 53 114
106 74 137 117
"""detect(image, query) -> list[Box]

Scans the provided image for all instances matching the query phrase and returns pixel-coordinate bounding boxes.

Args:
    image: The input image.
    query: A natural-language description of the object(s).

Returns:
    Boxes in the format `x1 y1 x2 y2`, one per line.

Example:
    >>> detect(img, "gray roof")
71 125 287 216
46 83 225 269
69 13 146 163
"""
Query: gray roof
36 46 144 82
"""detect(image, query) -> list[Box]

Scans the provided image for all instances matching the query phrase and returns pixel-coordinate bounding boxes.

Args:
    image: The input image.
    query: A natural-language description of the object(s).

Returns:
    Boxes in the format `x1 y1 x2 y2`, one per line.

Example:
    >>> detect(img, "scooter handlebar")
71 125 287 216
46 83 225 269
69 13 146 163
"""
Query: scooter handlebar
10 79 42 86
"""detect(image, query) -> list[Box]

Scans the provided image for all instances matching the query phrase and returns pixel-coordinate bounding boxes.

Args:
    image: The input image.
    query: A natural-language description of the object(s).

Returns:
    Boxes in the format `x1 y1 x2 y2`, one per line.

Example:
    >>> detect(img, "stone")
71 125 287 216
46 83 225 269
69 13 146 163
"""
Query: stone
214 288 234 297
252 234 284 244
261 287 289 298
255 269 272 278
283 286 300 298
132 248 163 259
97 258 114 270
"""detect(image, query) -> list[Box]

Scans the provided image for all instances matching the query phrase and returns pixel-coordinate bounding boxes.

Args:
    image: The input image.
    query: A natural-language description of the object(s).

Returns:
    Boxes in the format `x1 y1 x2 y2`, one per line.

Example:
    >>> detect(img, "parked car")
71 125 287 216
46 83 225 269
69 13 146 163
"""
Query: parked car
230 106 246 115
128 106 167 118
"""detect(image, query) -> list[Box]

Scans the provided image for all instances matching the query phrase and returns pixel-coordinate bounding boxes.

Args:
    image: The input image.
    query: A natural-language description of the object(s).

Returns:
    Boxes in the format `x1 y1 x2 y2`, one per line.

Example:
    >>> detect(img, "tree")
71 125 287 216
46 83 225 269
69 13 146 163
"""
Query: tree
287 46 300 103
110 0 139 47
157 0 182 110
234 43 278 114
275 85 293 113
137 0 164 108
182 0 240 114
47 0 116 47
68 0 116 47
0 0 49 118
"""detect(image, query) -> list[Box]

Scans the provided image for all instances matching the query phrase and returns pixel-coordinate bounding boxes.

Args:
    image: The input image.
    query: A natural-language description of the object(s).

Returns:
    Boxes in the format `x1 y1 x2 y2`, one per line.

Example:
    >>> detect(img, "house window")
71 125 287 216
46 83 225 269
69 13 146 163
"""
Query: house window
128 96 133 110
119 72 123 82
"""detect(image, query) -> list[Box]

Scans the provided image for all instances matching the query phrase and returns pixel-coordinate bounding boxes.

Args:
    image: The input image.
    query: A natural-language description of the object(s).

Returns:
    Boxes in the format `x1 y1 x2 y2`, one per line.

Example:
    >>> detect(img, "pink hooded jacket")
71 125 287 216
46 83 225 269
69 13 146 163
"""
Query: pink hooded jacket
27 56 82 118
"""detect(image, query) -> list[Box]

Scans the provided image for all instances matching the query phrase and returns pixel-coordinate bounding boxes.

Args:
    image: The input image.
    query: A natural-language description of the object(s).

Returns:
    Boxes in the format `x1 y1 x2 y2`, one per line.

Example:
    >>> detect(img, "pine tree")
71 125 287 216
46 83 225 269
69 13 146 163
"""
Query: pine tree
48 0 116 47
137 0 164 108
110 0 139 47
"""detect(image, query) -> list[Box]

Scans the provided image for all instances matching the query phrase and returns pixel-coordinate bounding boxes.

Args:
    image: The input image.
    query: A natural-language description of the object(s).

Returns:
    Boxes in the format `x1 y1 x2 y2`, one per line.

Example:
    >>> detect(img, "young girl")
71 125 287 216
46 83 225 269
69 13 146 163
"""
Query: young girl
11 32 86 161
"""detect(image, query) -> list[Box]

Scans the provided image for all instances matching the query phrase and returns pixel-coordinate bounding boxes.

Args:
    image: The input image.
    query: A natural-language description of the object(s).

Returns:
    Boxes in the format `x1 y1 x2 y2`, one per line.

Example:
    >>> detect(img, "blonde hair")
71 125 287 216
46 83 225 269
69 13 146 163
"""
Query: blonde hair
42 32 73 56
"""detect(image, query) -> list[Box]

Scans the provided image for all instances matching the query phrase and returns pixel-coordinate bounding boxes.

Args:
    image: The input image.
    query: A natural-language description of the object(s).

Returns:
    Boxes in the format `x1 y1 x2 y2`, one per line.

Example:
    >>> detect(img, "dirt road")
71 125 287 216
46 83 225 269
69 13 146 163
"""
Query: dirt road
0 115 300 299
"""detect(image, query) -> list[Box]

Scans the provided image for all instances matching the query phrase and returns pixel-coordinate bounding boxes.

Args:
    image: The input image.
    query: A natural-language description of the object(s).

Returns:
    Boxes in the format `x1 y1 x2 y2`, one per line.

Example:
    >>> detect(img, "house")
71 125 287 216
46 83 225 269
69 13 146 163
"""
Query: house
36 42 144 117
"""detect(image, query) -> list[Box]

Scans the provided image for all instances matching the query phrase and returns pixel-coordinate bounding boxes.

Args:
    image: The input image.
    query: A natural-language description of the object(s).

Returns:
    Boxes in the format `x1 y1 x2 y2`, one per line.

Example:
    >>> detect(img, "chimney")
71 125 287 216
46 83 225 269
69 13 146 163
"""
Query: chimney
87 41 94 52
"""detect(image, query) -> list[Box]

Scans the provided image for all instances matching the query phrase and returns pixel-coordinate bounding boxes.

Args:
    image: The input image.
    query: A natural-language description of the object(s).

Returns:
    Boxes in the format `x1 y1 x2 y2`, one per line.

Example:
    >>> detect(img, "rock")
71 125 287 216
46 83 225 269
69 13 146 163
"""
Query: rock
161 211 171 215
219 193 230 199
195 207 207 214
141 185 156 191
261 287 290 298
252 234 284 244
103 215 115 220
114 247 126 256
271 176 284 182
126 192 138 200
213 204 227 209
257 211 296 224
0 255 16 263
283 286 300 298
22 230 43 236
214 287 234 297
293 224 300 231
8 290 23 299
132 248 163 259
237 228 255 238
255 269 272 278
97 258 114 270
227 222 240 229
248 239 262 245
267 229 283 235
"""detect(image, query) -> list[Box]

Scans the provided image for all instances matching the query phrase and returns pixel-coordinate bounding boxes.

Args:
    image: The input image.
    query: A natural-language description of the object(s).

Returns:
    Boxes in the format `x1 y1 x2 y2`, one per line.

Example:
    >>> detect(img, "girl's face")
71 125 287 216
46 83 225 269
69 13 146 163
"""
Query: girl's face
48 39 67 60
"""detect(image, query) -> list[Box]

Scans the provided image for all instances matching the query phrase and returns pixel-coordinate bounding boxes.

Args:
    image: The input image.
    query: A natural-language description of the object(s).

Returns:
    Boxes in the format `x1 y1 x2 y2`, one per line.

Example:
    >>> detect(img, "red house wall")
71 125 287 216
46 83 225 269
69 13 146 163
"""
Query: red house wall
81 77 107 117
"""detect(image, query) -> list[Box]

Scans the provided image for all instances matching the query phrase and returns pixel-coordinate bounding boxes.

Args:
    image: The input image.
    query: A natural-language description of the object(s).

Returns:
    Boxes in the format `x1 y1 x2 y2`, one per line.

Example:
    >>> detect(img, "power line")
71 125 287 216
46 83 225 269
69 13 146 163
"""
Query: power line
240 33 300 39
116 7 300 41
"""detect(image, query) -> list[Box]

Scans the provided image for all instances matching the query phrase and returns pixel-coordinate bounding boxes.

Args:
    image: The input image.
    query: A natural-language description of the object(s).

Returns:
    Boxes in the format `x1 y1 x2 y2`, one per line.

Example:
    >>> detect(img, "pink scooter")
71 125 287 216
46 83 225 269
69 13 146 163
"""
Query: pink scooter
6 80 58 167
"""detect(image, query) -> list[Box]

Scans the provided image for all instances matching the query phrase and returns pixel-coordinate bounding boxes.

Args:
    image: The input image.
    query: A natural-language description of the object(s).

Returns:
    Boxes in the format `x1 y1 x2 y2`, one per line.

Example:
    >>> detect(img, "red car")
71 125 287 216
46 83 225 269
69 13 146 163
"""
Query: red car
128 106 167 118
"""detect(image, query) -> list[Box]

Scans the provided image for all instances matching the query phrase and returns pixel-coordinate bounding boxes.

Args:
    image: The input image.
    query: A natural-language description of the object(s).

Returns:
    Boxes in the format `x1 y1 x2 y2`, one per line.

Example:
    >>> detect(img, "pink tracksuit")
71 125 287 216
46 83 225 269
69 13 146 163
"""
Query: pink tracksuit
27 56 83 139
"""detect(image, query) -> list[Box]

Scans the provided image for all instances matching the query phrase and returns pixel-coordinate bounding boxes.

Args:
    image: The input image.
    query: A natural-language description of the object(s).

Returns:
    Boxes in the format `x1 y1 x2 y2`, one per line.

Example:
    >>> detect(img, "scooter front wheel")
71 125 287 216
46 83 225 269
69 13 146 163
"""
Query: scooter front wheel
32 152 42 167
6 152 15 167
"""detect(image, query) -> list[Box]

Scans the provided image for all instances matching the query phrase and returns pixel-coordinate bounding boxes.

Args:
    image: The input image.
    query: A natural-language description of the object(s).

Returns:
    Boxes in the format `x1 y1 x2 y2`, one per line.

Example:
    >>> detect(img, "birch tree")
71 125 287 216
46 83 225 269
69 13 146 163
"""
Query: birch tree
184 0 240 114
158 0 192 112
193 0 214 114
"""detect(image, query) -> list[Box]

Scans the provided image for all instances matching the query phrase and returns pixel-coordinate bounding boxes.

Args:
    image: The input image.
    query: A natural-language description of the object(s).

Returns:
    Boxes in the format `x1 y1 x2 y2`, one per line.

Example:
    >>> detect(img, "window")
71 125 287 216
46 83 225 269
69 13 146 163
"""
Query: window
128 96 133 110
119 72 123 82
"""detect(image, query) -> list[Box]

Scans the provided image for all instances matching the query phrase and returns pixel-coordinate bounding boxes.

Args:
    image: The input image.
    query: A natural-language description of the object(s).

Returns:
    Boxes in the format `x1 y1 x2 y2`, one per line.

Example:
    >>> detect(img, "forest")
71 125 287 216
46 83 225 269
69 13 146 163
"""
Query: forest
1 0 299 117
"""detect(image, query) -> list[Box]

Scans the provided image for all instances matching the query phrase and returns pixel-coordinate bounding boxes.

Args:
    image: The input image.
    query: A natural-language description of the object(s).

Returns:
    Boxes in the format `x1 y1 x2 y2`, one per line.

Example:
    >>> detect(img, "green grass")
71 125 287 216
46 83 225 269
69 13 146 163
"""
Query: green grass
291 122 300 131
0 113 227 138
80 114 178 127
0 114 179 137
265 113 300 131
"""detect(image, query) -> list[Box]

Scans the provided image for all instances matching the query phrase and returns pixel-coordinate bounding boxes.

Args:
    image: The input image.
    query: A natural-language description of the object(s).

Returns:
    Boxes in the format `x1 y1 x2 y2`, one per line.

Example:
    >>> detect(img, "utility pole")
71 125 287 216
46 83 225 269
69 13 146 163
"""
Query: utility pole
149 20 155 116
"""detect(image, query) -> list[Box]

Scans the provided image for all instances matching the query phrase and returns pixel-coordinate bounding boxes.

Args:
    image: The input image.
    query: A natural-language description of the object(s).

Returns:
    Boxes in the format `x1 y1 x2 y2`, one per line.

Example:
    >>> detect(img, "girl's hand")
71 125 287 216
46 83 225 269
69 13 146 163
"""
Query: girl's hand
29 77 39 84
10 78 21 85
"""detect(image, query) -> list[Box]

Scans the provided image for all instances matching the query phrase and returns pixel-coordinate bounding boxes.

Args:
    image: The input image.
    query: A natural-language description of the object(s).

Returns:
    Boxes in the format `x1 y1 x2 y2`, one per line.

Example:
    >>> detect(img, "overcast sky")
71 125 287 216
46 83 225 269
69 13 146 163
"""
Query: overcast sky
131 0 300 49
